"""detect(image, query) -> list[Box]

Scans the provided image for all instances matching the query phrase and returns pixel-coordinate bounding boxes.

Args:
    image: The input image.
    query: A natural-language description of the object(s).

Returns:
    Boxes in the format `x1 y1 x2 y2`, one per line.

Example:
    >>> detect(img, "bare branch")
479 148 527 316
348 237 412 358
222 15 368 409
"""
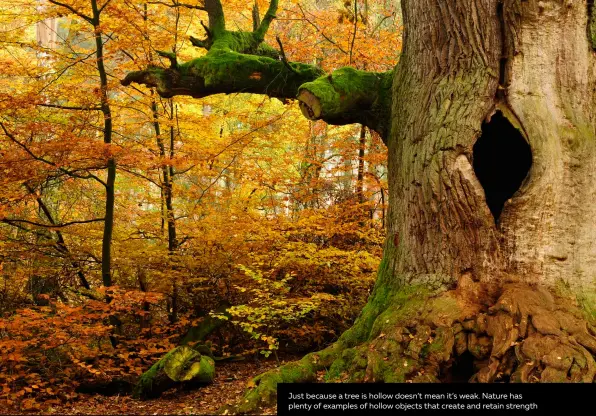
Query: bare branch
119 166 161 187
47 0 93 24
349 0 358 64
147 0 205 11
172 163 197 176
156 50 178 68
252 1 260 32
98 0 113 14
1 218 105 228
37 103 102 111
297 4 347 55
23 183 92 289
276 36 297 74
0 122 108 186
200 20 212 38
189 35 209 49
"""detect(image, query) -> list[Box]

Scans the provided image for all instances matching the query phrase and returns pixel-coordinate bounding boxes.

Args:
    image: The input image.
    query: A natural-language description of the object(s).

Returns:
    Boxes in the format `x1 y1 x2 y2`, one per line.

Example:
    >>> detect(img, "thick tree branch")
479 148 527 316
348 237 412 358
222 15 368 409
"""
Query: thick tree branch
147 0 205 11
122 51 323 100
122 2 392 137
297 67 393 138
122 54 392 136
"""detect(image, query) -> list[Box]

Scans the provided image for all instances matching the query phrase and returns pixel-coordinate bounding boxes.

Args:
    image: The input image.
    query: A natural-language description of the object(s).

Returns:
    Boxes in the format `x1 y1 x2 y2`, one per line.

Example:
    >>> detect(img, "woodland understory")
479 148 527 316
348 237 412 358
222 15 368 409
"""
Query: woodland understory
1 0 596 415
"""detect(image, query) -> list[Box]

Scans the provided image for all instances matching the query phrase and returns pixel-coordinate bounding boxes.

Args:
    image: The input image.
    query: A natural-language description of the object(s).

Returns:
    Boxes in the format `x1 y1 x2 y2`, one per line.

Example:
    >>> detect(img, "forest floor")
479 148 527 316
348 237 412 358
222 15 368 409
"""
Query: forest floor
7 355 306 416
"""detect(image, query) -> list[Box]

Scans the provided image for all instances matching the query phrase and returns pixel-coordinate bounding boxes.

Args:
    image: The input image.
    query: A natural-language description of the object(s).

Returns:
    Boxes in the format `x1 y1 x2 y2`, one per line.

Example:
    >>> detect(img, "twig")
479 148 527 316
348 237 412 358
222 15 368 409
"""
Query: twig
297 4 347 55
276 36 298 74
349 0 358 65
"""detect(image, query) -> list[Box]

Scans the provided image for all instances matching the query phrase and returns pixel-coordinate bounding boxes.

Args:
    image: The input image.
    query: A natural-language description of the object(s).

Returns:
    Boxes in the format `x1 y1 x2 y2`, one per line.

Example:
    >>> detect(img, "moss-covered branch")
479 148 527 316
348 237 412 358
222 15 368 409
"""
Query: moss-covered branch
134 346 215 399
298 68 393 138
121 51 324 100
122 0 393 136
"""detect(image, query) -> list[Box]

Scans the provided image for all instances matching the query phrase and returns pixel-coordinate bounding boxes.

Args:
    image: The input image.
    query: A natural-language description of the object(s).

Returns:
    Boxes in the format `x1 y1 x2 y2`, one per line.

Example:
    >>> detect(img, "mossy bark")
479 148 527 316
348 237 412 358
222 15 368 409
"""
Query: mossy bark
231 272 596 413
298 68 393 139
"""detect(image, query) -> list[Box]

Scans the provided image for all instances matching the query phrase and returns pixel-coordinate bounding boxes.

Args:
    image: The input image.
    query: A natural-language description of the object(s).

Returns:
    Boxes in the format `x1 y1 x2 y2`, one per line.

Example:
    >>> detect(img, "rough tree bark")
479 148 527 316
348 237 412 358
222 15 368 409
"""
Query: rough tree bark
123 0 596 412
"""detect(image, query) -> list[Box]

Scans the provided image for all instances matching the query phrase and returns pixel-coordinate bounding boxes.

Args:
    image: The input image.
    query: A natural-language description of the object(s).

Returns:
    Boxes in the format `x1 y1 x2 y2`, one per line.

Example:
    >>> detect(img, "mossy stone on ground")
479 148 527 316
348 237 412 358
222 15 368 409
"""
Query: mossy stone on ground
134 346 215 399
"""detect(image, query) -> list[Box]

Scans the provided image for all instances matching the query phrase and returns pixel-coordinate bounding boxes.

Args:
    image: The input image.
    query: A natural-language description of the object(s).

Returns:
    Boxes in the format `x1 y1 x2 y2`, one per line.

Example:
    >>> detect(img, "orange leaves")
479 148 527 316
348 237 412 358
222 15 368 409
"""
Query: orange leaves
71 356 103 376
0 0 397 410
273 0 401 71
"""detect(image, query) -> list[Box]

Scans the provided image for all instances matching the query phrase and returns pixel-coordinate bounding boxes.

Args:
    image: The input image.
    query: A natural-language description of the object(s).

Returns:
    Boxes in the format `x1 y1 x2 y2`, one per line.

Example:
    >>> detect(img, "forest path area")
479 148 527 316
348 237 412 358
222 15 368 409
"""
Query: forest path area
6 358 298 415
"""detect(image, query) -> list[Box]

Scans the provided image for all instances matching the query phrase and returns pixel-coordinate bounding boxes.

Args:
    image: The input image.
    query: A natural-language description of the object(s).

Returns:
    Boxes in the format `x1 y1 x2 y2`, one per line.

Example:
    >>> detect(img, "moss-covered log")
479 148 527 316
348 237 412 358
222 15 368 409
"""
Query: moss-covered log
121 0 391 136
133 303 229 398
134 346 215 399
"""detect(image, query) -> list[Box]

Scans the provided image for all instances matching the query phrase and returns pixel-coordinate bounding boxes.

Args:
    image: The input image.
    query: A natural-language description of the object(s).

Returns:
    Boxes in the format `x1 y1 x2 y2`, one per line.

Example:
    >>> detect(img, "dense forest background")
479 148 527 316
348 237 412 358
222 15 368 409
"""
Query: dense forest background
0 0 401 411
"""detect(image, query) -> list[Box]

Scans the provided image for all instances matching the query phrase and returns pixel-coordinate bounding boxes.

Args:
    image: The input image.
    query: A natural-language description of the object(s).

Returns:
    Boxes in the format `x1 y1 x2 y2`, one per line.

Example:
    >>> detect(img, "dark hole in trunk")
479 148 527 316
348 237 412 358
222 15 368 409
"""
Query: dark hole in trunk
439 351 476 383
473 111 532 222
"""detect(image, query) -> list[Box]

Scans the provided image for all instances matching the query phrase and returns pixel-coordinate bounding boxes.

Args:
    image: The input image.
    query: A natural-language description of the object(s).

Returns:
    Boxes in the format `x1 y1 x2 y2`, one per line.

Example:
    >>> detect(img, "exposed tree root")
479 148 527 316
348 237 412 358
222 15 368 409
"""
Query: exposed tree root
225 274 596 414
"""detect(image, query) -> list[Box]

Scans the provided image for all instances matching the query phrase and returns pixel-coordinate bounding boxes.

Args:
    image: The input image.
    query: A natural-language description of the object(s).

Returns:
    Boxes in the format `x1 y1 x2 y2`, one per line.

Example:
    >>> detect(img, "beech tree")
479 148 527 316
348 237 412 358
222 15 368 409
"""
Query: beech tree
123 0 596 412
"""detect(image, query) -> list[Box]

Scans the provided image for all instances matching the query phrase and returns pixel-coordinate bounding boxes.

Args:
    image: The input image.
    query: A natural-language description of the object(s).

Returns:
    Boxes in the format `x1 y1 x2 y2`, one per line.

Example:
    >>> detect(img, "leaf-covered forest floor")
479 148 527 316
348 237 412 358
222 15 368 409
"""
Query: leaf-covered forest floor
3 356 303 415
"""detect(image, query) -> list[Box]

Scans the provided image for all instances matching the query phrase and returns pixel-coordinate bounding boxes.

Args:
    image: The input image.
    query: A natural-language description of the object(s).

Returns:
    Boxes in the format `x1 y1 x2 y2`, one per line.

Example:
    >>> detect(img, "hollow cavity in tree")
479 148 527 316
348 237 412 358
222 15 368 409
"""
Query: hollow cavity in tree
472 111 532 222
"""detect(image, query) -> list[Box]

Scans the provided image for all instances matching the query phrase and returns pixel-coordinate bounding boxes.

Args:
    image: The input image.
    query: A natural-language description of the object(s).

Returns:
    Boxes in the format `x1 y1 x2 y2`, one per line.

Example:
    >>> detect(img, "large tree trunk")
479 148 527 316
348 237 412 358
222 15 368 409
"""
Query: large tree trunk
232 2 596 411
388 0 596 292
123 0 596 413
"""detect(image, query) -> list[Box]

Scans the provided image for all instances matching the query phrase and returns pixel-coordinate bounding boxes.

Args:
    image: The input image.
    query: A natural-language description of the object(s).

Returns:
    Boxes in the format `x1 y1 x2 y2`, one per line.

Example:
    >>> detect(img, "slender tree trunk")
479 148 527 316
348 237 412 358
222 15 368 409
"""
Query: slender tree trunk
151 96 179 323
152 99 178 252
167 101 177 253
138 265 151 334
89 0 115 288
90 0 121 347
356 125 366 204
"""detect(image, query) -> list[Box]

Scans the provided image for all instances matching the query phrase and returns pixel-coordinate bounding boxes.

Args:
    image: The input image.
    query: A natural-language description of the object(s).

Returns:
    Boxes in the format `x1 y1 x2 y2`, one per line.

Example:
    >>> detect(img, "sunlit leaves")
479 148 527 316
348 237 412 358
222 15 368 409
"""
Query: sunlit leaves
0 0 398 410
